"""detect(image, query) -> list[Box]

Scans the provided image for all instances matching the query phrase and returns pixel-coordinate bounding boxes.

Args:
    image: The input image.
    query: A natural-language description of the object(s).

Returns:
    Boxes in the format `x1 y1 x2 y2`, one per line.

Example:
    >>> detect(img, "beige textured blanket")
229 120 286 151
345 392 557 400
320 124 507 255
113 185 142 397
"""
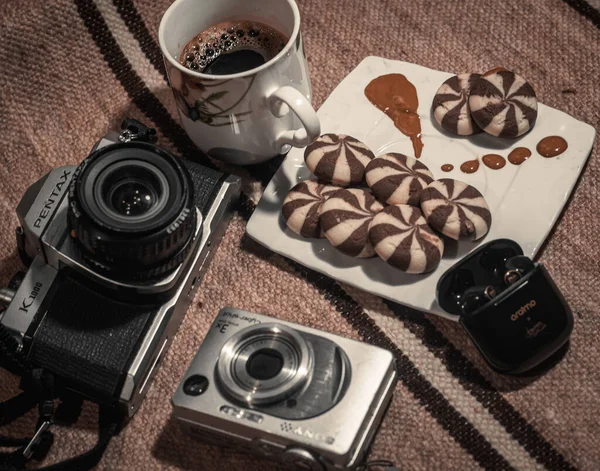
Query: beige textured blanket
1 0 599 469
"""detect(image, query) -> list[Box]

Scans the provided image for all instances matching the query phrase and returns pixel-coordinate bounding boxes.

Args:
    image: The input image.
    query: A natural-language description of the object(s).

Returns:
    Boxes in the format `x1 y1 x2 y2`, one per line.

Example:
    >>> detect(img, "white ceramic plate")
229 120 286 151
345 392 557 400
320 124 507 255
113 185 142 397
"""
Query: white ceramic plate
246 57 596 320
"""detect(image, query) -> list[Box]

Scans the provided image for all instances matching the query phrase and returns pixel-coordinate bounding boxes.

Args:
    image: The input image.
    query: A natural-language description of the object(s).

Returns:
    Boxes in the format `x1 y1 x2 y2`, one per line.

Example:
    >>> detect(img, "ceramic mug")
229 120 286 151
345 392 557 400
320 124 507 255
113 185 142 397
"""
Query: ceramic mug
159 0 320 165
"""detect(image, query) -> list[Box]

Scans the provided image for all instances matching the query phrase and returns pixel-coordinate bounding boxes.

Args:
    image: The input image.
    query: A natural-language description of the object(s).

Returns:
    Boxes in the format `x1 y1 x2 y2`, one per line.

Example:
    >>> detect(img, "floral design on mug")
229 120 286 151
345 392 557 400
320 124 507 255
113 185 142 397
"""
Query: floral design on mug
168 65 254 127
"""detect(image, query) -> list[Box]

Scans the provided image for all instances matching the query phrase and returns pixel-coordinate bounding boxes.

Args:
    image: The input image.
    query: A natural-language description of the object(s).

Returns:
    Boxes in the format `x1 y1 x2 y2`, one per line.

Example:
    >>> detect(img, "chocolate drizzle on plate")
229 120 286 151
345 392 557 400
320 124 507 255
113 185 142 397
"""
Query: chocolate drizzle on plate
364 74 424 158
482 154 506 170
537 136 568 157
508 147 532 165
441 164 454 172
460 158 480 174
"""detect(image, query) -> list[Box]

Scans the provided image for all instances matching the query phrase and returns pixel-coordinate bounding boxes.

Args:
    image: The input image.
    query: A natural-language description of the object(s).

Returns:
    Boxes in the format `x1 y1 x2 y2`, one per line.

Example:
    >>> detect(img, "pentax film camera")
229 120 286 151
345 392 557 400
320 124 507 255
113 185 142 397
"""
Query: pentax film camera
0 120 240 418
172 308 397 470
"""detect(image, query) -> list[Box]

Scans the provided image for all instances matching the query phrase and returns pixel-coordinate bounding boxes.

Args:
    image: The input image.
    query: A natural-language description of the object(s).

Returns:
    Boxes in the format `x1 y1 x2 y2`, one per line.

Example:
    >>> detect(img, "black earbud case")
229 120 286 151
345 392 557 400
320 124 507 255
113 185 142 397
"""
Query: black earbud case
436 239 574 374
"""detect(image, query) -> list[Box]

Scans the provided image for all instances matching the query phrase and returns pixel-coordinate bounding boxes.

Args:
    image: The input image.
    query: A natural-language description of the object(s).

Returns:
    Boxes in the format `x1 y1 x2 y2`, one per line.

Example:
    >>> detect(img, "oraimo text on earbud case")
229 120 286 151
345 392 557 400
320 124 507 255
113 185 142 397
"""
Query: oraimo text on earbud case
436 239 574 374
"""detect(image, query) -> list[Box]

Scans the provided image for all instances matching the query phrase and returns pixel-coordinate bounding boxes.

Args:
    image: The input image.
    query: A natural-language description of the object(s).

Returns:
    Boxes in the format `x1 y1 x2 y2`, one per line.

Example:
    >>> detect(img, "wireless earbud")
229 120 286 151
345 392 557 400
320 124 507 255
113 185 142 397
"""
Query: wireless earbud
504 255 535 286
461 285 497 315
461 254 534 315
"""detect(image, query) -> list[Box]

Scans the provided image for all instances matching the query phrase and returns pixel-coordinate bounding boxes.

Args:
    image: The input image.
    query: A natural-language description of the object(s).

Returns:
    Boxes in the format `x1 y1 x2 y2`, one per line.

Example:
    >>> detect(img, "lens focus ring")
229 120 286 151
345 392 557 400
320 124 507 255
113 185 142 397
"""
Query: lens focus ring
68 142 197 281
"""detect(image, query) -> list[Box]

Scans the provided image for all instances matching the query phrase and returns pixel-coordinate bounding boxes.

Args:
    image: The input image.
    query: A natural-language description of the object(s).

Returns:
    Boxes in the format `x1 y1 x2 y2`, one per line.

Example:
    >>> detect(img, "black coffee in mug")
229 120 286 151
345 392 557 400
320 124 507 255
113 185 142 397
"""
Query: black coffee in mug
179 20 289 75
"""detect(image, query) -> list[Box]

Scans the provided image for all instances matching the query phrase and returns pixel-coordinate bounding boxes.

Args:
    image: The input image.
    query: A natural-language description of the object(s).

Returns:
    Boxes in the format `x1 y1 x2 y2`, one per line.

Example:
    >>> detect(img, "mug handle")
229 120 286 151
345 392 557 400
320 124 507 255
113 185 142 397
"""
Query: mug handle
268 86 320 152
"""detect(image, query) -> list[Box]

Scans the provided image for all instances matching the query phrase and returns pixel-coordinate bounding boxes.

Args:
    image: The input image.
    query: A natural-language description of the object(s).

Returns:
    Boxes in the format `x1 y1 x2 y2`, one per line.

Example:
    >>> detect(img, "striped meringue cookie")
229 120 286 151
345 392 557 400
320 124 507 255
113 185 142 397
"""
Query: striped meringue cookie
420 179 492 241
468 70 538 138
365 153 434 206
369 204 444 274
282 180 340 238
319 188 384 258
432 73 482 136
304 134 375 186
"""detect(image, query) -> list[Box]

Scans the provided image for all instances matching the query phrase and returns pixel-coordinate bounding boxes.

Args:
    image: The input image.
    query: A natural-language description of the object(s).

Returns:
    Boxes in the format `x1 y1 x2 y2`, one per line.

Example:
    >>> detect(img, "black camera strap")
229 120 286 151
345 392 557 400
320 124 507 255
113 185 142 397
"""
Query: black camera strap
0 368 53 470
26 405 118 471
0 391 37 428
0 324 120 471
0 401 118 471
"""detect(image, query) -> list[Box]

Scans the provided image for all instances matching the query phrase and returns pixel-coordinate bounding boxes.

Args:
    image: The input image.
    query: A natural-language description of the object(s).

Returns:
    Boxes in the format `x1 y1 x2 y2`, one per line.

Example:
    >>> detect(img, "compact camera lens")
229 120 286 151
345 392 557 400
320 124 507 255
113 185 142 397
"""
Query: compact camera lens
246 348 284 381
68 142 198 281
217 324 314 406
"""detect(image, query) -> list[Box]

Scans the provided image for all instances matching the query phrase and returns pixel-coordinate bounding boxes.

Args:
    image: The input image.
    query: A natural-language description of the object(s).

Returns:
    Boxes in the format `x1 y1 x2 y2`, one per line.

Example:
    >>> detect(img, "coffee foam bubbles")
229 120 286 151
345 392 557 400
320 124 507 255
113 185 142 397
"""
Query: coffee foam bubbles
179 20 288 72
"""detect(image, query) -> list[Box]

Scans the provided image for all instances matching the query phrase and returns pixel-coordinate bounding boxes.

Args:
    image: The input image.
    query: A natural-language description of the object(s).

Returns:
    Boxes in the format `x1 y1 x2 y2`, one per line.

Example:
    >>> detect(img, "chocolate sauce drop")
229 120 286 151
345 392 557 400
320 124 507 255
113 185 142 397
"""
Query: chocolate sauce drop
364 74 423 158
482 154 506 170
508 147 532 165
441 164 454 172
537 136 568 158
460 158 480 174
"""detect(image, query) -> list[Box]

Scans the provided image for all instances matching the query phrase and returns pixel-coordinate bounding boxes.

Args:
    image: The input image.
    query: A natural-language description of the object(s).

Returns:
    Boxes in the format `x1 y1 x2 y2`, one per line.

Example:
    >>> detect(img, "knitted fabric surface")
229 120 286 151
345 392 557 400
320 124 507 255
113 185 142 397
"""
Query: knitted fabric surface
0 0 599 469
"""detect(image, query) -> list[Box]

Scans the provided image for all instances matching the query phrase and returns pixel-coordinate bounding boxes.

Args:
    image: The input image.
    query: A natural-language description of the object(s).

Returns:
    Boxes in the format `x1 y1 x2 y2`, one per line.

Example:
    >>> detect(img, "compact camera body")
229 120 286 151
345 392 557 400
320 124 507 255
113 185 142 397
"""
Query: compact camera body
172 308 397 470
0 123 241 417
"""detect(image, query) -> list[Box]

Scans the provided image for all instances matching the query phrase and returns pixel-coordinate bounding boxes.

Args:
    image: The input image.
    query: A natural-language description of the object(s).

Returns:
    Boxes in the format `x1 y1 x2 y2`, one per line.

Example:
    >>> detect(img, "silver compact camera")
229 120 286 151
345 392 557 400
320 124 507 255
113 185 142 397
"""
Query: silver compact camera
172 308 397 470
0 120 240 418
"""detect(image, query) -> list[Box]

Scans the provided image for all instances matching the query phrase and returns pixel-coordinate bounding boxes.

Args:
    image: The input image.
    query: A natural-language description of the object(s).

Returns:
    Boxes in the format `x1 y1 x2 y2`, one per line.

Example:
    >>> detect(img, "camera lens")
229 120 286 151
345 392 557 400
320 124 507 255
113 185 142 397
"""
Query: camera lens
246 349 284 380
68 142 198 281
96 161 169 222
217 324 313 406
110 179 157 216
